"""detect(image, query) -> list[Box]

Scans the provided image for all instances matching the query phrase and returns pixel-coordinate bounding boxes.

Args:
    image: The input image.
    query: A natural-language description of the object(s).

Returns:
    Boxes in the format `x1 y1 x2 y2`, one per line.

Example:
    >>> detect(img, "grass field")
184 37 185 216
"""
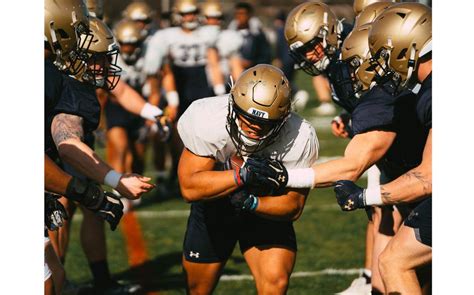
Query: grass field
63 71 371 294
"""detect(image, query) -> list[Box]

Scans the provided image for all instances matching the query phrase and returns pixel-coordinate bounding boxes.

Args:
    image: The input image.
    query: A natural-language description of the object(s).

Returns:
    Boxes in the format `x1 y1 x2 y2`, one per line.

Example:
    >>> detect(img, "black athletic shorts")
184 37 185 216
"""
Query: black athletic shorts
105 101 144 138
183 197 297 263
404 197 432 247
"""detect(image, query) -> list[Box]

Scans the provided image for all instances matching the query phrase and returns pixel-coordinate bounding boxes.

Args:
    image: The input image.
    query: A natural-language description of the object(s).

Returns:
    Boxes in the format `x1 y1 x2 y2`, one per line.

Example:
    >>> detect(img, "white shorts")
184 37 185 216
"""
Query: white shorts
44 237 52 281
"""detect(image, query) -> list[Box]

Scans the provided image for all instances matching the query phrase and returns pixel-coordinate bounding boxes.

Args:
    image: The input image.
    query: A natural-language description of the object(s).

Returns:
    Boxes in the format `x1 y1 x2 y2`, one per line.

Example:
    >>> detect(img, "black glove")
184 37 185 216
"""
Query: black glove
229 190 259 213
95 192 124 231
155 115 173 142
334 180 366 211
66 178 124 231
45 193 68 231
239 156 288 196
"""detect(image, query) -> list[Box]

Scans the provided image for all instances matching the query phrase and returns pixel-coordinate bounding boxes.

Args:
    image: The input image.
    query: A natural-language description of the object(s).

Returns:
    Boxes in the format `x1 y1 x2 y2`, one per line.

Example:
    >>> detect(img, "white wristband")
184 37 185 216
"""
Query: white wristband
364 186 383 206
166 91 179 107
104 170 122 189
287 168 315 189
140 102 163 121
213 84 226 96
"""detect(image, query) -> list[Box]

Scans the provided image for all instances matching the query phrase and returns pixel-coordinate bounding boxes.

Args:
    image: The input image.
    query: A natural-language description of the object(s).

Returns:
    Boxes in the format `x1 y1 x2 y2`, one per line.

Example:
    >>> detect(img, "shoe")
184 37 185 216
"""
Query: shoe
94 281 142 295
312 102 336 116
336 276 371 295
293 90 309 112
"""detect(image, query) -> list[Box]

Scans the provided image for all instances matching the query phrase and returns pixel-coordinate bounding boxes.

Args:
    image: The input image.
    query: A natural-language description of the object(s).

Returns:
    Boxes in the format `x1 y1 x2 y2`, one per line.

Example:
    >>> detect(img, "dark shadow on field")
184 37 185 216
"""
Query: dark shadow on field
132 181 184 210
112 251 243 292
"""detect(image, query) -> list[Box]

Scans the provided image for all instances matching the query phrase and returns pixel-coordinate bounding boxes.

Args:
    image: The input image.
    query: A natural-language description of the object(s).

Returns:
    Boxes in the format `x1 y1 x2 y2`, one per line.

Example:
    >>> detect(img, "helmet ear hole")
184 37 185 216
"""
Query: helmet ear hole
397 48 407 60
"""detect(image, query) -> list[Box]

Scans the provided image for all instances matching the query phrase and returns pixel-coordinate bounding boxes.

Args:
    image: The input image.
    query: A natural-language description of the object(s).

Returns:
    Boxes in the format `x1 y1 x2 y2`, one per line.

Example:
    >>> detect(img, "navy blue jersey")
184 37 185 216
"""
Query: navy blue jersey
45 59 100 159
351 83 429 180
416 73 432 129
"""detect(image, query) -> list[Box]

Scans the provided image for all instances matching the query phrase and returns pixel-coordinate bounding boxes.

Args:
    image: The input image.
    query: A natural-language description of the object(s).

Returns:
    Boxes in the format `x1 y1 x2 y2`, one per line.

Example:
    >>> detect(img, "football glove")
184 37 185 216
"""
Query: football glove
229 189 258 213
238 156 288 196
334 180 366 211
153 115 173 142
45 193 68 231
66 178 124 231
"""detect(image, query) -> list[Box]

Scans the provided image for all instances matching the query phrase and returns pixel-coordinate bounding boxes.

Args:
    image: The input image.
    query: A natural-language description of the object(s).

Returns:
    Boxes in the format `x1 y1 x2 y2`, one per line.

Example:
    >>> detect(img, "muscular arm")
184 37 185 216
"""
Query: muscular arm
313 130 396 187
51 113 113 183
110 79 147 116
229 55 244 81
380 129 432 204
45 154 72 195
147 74 161 107
255 188 309 221
178 148 239 202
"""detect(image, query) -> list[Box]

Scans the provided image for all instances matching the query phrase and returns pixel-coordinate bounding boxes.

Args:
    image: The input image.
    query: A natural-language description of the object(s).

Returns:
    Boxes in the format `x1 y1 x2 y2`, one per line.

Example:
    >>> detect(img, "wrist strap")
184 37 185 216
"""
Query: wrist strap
104 170 122 189
364 186 383 206
213 84 226 96
166 91 179 107
140 102 163 121
287 168 315 189
248 195 259 212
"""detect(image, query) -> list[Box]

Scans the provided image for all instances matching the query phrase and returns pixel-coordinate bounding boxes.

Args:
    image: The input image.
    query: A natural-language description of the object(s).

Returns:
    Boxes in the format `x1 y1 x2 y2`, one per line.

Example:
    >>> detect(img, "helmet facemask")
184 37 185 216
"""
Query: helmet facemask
368 46 402 95
288 17 341 76
82 44 122 90
119 41 143 65
226 94 288 156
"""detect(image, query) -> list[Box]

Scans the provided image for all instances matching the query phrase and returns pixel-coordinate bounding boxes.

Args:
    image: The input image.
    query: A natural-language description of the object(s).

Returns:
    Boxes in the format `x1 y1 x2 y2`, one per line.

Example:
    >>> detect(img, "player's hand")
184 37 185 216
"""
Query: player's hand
229 190 258 213
334 180 366 211
331 116 349 138
152 115 173 142
95 192 124 231
116 173 155 200
45 193 68 231
239 156 288 196
165 106 178 122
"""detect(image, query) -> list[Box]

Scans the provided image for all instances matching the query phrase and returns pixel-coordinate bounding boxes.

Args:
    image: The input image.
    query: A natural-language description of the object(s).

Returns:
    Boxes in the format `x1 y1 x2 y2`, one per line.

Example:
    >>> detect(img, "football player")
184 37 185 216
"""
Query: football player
177 64 318 294
200 0 245 86
259 2 429 293
45 6 153 292
122 0 157 37
333 4 432 293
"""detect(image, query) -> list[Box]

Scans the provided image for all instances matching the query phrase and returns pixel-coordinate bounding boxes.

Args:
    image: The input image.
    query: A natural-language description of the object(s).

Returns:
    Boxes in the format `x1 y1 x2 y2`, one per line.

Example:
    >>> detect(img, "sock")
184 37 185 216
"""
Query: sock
362 268 372 284
89 260 114 288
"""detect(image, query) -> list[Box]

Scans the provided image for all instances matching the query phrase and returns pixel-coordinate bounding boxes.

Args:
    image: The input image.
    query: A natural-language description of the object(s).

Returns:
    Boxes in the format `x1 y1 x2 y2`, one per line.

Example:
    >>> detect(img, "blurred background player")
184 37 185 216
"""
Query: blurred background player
122 0 158 37
200 0 244 89
177 64 318 295
228 2 271 69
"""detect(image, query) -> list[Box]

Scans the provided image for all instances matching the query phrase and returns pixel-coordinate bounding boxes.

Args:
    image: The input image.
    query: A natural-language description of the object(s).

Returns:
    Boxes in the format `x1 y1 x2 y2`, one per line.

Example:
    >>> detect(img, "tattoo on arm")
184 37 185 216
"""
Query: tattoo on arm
51 113 84 146
381 171 432 204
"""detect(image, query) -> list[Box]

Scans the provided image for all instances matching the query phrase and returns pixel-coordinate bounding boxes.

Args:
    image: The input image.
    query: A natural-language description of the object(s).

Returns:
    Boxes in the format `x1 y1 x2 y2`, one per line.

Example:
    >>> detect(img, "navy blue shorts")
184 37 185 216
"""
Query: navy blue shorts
183 197 297 263
105 101 144 138
404 197 432 247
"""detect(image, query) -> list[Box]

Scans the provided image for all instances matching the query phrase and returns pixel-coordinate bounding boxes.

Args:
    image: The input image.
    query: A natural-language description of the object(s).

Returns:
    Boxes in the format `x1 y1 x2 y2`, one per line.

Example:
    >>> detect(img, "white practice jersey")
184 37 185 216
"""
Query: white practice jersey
117 44 150 97
177 95 319 169
144 26 218 75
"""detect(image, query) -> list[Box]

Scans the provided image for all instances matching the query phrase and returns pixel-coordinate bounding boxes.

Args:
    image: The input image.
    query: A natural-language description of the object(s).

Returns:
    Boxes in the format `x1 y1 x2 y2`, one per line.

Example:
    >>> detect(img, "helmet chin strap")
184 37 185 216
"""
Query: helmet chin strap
402 44 417 88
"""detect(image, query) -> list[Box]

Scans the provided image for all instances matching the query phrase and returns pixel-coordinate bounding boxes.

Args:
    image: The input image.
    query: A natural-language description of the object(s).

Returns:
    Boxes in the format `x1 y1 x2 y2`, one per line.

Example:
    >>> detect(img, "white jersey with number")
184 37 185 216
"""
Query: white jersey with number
144 26 218 75
177 95 319 169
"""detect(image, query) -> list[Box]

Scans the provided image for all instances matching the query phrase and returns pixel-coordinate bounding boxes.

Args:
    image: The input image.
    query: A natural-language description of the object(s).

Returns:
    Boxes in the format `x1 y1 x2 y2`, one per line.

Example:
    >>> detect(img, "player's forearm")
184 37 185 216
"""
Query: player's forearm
111 80 146 116
147 75 161 106
207 48 226 95
229 56 244 81
57 138 112 184
313 158 368 187
179 170 239 202
380 167 431 205
254 191 308 221
45 154 72 195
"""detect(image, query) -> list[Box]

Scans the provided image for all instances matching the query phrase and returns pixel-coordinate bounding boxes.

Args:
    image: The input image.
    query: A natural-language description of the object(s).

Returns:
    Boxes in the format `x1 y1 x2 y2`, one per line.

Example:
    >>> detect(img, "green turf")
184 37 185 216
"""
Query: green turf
63 71 368 294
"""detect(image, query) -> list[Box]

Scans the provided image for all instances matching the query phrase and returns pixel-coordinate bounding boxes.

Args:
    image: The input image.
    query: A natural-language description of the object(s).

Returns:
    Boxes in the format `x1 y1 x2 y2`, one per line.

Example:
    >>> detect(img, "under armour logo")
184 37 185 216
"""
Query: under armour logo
343 200 354 210
278 175 286 182
189 251 200 258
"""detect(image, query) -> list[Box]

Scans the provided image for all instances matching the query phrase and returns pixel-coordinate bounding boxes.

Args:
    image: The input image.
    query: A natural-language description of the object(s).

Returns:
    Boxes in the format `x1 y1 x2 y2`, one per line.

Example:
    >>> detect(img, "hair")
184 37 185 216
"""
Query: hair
235 2 253 14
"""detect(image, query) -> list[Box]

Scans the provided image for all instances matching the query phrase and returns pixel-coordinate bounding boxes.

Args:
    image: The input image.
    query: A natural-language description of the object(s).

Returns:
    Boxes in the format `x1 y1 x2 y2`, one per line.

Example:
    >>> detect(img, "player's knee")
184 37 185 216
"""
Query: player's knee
260 271 290 294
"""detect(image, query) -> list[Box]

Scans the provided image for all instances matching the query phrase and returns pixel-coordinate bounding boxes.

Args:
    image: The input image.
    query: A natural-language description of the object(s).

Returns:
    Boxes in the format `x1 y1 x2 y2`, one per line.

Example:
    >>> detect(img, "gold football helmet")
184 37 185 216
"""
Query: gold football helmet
114 19 147 64
368 3 431 89
353 0 399 16
201 1 223 19
227 64 291 154
174 0 200 30
85 0 104 19
354 2 394 27
284 2 342 76
75 16 122 90
44 0 93 74
123 1 154 22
